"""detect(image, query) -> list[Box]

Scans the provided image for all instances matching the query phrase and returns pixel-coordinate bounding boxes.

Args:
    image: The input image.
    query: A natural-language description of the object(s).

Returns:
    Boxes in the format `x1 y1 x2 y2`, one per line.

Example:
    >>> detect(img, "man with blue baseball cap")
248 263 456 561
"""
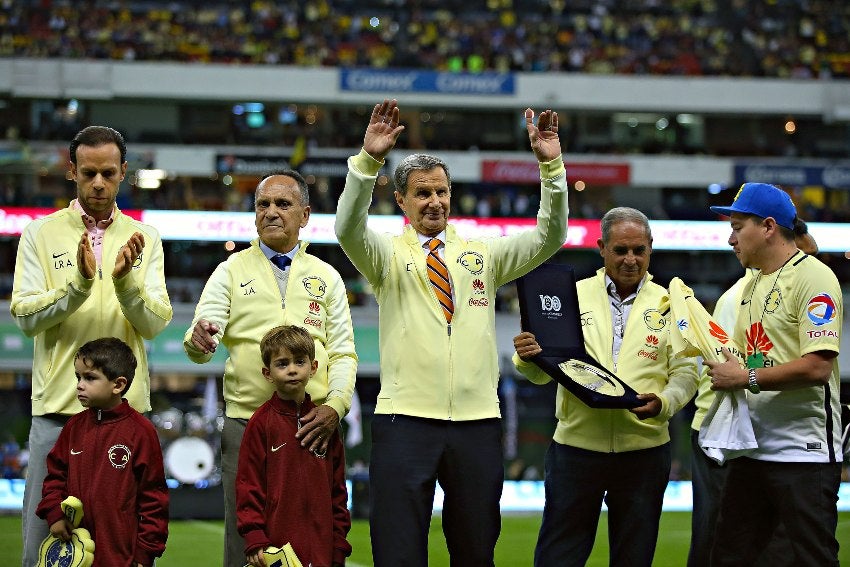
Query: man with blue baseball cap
705 182 843 567
710 182 797 230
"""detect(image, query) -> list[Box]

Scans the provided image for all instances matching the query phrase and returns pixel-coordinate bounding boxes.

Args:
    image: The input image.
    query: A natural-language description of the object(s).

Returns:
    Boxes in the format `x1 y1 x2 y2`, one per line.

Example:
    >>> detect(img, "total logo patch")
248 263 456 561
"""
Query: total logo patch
108 444 131 469
302 276 327 298
806 293 837 326
457 251 484 274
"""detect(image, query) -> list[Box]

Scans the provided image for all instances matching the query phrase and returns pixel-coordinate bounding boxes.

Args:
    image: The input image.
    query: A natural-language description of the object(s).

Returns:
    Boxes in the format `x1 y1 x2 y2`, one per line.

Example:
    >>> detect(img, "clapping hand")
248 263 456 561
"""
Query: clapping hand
112 232 145 279
77 232 96 280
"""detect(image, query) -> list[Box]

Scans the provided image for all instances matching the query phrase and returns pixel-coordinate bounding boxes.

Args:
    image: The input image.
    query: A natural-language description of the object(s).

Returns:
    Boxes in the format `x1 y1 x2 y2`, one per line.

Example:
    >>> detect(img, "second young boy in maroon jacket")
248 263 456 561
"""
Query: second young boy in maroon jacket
236 325 351 567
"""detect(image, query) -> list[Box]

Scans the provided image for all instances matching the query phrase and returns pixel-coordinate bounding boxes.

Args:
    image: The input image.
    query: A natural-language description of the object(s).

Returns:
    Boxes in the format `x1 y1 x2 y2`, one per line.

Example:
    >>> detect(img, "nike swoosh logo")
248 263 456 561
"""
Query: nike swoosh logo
52 252 68 259
740 300 751 305
271 443 286 452
71 449 82 455
240 279 255 288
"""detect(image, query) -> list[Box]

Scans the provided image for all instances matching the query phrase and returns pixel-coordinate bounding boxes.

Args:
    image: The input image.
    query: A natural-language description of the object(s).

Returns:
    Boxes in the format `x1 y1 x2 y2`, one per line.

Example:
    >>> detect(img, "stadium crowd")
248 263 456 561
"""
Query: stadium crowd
0 0 848 78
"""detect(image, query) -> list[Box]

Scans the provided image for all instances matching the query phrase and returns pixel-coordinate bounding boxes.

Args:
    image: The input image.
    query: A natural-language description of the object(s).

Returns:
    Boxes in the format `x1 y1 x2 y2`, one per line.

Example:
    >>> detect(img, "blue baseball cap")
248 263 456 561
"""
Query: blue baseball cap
710 182 797 230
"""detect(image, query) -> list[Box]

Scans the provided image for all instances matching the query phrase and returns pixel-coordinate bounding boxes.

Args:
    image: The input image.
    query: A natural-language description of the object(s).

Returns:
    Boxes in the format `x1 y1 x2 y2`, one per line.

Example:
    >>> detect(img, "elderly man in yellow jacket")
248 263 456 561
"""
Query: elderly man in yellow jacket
184 170 357 567
334 99 569 567
514 207 697 567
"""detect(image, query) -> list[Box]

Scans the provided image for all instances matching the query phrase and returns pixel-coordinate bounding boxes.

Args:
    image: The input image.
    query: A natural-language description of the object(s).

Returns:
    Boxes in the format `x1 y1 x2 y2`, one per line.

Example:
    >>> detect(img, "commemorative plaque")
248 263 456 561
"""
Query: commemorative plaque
517 263 641 409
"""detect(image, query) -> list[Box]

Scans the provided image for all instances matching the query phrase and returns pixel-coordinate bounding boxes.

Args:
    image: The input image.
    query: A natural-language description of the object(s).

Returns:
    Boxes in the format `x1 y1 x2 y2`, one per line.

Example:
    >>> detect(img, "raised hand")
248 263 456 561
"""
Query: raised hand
363 98 405 163
525 108 562 163
77 232 96 280
112 232 145 279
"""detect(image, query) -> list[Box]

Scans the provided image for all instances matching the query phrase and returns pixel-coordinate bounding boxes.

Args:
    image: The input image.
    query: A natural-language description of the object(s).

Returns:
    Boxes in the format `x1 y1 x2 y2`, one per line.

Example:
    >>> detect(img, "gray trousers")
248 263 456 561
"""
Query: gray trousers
22 414 70 567
222 416 248 567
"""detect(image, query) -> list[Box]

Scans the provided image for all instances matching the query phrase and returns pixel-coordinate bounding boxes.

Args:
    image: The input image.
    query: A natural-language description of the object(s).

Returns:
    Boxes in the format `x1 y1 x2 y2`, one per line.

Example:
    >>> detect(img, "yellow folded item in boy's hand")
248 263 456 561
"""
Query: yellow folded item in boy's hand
36 528 96 567
37 496 95 567
243 542 303 567
61 495 84 528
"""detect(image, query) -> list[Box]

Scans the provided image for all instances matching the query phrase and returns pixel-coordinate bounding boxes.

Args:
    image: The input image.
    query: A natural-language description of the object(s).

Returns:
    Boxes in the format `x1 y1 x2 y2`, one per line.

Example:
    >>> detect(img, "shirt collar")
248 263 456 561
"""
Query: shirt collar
417 230 447 248
605 274 645 303
72 199 114 229
260 240 299 262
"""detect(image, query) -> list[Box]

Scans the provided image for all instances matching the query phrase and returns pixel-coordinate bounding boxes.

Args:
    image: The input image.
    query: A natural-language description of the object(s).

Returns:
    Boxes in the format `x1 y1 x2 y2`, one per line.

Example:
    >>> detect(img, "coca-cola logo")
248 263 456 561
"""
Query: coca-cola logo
468 298 489 307
481 161 540 183
303 317 322 328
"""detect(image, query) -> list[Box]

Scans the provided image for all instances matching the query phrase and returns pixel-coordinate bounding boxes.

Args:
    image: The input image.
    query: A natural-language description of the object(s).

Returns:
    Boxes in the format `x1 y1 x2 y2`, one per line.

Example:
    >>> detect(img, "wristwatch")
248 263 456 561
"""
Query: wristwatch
747 368 761 394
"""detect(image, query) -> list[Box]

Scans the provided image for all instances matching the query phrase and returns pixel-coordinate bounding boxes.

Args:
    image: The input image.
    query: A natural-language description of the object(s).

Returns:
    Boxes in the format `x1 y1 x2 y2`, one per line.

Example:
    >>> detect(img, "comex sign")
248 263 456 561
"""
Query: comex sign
735 163 850 188
340 69 514 95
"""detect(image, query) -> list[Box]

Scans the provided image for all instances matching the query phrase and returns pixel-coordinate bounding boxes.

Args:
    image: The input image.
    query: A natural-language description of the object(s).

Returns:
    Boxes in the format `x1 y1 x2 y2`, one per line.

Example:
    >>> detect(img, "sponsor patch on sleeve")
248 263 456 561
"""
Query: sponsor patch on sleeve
806 293 837 327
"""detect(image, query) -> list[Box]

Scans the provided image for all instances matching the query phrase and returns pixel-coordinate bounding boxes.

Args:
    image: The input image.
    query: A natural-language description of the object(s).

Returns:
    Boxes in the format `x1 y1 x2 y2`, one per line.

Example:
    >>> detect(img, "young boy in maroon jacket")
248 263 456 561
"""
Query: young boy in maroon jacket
236 325 352 567
37 337 169 567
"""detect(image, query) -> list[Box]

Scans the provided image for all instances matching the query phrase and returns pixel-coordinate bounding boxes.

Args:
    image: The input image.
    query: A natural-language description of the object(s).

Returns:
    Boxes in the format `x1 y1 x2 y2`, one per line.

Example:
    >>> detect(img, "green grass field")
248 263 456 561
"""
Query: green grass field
2 512 849 566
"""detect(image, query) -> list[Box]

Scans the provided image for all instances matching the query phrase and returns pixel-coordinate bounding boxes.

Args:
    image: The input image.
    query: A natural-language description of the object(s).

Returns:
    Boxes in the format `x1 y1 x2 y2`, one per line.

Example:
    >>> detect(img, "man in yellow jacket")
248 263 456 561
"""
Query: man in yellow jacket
334 99 569 567
514 207 697 567
184 170 357 567
11 126 173 567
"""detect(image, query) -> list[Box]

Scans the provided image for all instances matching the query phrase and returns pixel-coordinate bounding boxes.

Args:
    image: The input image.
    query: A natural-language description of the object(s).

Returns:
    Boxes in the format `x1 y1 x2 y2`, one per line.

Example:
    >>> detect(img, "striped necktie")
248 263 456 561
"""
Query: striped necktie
426 238 454 323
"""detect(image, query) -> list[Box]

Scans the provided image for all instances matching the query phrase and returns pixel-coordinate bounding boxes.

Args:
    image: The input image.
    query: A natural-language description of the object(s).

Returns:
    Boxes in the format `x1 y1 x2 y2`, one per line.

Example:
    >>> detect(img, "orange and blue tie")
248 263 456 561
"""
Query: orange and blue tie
426 238 454 323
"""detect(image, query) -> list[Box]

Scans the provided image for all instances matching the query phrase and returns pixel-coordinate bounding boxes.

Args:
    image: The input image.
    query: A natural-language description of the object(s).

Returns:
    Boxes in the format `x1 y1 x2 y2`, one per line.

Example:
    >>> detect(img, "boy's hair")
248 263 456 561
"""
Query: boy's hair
75 337 137 394
260 325 315 367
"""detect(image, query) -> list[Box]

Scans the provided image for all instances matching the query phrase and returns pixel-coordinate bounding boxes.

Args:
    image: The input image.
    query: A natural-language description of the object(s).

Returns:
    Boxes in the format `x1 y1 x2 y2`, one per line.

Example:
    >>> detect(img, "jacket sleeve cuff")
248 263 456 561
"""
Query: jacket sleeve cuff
44 506 66 527
133 547 156 566
644 394 670 426
538 155 566 180
512 353 551 384
351 149 384 177
323 398 346 420
112 271 137 294
333 547 350 565
72 270 94 292
243 530 271 555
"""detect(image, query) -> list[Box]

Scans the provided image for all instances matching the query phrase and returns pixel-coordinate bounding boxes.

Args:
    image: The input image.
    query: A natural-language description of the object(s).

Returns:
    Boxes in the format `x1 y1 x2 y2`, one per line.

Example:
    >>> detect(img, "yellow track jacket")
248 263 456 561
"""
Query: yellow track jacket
183 240 357 420
515 269 698 452
335 150 569 421
11 206 172 416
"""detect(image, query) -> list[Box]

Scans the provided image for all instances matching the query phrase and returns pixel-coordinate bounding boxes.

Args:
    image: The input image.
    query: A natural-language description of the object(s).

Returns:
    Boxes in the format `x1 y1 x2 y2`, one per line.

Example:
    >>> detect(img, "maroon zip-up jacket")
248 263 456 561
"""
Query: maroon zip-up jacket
37 400 169 566
236 393 351 566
